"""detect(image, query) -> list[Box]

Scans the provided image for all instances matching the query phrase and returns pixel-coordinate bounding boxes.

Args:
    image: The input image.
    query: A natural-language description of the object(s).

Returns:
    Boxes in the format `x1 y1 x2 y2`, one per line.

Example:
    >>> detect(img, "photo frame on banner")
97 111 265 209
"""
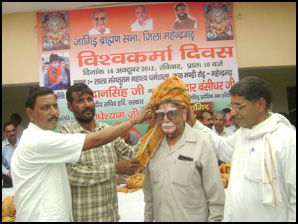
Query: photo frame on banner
37 2 239 134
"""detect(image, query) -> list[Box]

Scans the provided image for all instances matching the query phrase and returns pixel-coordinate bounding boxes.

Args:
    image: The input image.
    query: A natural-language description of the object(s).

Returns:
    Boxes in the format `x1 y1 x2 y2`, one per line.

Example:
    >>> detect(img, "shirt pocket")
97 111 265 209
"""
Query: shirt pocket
171 158 194 187
244 147 261 182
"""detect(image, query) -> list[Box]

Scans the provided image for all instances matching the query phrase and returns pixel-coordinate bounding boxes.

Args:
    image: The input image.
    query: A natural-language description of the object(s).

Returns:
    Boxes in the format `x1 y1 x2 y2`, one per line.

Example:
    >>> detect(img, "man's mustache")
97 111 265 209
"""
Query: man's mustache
162 122 175 127
83 108 94 113
48 116 58 122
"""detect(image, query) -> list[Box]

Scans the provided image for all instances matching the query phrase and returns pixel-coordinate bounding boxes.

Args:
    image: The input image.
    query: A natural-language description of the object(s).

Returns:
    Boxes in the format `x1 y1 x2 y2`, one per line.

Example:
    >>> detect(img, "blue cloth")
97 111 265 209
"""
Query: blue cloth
44 66 69 90
2 137 20 175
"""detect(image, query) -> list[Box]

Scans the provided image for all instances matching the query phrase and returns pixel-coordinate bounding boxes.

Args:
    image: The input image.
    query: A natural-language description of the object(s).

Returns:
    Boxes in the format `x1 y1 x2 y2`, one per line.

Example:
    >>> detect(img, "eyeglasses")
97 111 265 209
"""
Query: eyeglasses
155 109 180 121
227 103 246 111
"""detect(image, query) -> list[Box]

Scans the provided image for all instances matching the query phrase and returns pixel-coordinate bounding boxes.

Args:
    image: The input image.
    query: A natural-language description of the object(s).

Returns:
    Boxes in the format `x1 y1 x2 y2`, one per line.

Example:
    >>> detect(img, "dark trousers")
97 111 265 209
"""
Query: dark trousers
2 175 13 188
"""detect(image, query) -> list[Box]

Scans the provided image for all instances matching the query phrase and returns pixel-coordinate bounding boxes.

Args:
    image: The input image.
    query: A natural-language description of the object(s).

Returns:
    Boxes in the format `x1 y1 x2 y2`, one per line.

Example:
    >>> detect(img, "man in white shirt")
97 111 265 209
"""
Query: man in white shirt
212 110 234 137
11 87 151 222
188 76 296 222
89 9 110 35
131 5 153 31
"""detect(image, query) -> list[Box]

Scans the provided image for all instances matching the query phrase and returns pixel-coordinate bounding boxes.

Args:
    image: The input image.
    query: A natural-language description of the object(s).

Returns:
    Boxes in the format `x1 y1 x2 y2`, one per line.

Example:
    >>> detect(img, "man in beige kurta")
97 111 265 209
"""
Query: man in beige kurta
138 76 225 222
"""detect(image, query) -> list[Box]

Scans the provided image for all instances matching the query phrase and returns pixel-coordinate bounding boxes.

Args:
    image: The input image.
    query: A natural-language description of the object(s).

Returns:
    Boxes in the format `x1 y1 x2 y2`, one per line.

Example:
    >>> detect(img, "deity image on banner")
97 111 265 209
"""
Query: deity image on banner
204 3 234 41
41 12 70 51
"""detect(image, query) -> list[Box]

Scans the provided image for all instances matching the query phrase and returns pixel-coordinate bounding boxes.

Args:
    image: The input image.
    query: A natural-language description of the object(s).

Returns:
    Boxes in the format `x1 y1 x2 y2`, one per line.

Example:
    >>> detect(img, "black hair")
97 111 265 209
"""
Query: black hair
175 3 187 12
66 83 93 104
222 108 231 114
25 87 56 109
229 76 272 110
3 121 17 131
10 113 22 123
49 54 60 64
196 109 213 120
59 57 65 62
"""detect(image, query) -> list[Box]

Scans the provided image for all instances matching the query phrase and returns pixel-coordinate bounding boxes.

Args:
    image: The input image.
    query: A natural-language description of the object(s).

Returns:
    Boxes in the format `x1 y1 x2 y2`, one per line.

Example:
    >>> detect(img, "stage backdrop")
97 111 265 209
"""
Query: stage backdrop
37 2 238 135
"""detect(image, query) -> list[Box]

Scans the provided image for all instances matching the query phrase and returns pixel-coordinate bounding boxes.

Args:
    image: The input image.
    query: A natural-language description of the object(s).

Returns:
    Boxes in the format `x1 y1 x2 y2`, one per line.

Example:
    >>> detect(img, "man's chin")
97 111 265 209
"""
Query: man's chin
77 117 94 123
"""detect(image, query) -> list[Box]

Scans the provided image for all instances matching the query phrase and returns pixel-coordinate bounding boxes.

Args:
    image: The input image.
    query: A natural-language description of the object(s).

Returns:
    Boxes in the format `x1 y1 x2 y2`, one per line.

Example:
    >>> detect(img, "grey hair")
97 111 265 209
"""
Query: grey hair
92 9 108 19
135 5 147 12
214 110 226 120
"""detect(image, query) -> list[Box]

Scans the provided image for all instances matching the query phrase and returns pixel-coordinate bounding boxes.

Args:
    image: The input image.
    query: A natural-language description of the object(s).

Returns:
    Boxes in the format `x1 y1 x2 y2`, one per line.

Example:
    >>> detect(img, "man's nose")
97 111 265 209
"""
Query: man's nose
50 105 59 115
163 114 170 121
230 109 237 117
83 99 92 107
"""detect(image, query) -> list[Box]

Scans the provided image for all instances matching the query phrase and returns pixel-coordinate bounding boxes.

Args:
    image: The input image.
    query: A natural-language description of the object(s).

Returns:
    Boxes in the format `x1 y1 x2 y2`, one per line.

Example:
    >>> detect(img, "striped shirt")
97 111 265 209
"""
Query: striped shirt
56 119 139 222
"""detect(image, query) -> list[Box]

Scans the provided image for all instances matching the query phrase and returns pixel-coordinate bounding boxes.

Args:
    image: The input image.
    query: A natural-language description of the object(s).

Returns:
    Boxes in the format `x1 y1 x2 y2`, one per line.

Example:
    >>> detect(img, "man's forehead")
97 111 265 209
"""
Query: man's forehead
177 6 187 10
73 91 93 98
36 94 56 102
231 95 246 103
203 111 211 117
214 115 224 119
156 107 178 113
5 124 16 131
136 7 146 12
94 12 106 18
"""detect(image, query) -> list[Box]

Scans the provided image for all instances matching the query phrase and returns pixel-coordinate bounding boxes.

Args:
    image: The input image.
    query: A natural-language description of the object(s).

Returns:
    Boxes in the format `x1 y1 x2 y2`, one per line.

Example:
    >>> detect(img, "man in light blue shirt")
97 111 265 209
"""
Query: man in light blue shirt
2 122 19 187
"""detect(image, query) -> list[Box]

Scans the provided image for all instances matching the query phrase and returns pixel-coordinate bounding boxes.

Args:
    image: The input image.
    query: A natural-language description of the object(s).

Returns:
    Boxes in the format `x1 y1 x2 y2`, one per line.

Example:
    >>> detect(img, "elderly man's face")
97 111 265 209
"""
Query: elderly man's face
176 6 188 20
92 11 108 34
156 102 186 139
135 6 148 24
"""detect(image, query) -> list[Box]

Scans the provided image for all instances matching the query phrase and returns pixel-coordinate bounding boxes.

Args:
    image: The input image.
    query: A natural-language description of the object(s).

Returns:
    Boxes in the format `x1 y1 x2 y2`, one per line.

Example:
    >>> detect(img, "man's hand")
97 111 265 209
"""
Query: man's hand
146 110 157 131
56 75 62 84
116 174 121 185
186 107 197 127
7 172 11 179
115 159 140 175
131 104 153 125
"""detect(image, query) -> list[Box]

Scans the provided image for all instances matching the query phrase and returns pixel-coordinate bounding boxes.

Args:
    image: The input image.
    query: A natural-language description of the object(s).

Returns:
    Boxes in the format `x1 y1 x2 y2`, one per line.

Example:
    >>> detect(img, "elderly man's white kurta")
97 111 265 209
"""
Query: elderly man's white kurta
143 123 225 222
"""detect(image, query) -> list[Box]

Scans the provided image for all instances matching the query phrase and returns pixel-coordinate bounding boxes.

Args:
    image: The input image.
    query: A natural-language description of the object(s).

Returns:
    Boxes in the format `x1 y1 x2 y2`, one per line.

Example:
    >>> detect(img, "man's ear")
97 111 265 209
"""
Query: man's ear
257 98 267 113
67 102 73 112
26 107 34 122
182 108 187 122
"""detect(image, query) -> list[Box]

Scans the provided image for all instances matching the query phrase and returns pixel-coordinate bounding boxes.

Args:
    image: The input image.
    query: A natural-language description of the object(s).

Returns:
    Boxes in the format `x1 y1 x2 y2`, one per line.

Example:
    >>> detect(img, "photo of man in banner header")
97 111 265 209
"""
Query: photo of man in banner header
131 5 153 31
89 9 110 35
173 3 197 30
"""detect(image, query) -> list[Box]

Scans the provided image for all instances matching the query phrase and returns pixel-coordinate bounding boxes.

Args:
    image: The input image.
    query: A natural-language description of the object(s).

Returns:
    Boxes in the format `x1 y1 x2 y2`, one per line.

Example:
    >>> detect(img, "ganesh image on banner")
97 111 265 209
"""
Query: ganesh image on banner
204 3 234 41
41 12 70 51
